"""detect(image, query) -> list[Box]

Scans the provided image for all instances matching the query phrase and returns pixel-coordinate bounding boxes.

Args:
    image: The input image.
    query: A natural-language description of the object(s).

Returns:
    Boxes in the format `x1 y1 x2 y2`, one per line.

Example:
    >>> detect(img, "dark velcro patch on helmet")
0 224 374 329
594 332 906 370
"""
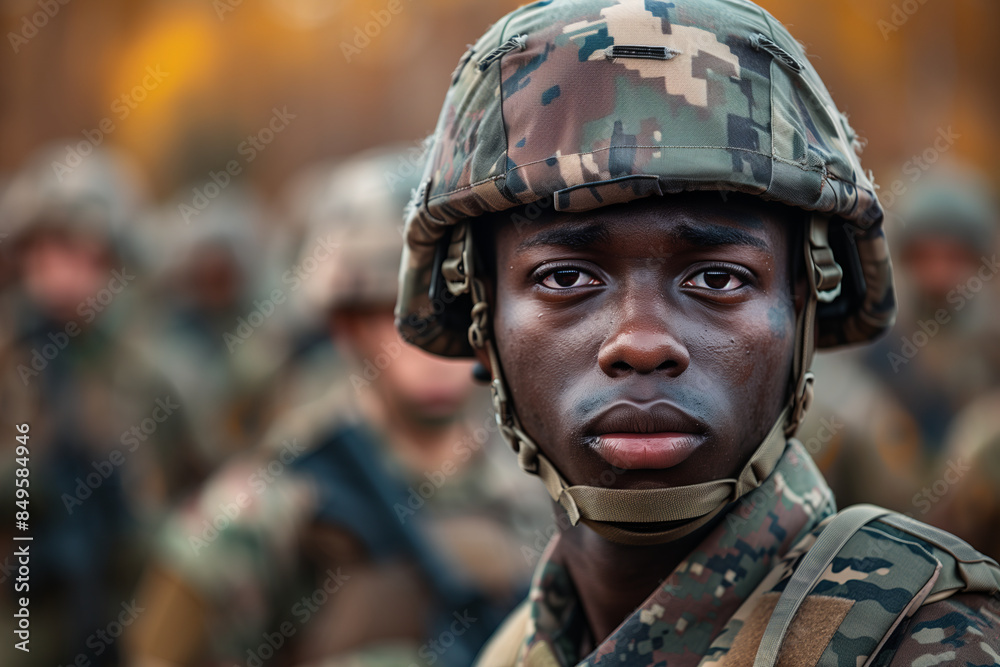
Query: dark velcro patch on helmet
604 44 681 61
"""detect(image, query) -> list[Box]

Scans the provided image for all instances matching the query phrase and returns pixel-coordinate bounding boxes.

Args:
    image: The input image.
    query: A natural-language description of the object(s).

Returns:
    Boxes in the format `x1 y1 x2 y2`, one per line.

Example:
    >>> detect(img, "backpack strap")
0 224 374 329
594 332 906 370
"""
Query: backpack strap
753 505 890 667
753 505 1000 667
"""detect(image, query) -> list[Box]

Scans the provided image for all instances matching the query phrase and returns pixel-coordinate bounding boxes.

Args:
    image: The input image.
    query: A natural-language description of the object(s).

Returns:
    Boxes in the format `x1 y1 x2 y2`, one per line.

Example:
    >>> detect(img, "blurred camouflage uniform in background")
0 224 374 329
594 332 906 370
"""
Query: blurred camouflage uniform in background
127 147 551 667
926 391 1000 562
800 166 1000 517
126 185 293 466
390 0 1000 664
0 144 207 667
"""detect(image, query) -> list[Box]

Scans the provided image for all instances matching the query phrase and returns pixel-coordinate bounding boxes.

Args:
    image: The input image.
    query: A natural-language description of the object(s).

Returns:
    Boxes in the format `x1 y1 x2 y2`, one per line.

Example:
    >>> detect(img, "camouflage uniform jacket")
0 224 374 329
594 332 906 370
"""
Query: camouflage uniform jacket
475 441 1000 666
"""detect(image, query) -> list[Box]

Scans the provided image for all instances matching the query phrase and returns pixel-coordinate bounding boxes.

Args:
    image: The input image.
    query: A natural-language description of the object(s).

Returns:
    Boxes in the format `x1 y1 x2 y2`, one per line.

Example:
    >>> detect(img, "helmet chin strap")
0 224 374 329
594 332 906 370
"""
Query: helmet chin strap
447 214 842 546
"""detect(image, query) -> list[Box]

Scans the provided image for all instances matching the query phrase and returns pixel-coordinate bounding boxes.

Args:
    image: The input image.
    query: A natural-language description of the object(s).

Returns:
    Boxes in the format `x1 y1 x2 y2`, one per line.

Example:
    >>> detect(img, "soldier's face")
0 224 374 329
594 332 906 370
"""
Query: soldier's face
487 194 801 490
21 230 112 323
336 309 475 425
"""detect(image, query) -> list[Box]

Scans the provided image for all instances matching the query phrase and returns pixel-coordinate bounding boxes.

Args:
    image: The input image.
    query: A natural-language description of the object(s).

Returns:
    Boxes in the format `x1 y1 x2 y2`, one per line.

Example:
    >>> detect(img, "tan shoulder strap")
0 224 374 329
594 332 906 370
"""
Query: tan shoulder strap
753 504 890 667
752 504 1000 667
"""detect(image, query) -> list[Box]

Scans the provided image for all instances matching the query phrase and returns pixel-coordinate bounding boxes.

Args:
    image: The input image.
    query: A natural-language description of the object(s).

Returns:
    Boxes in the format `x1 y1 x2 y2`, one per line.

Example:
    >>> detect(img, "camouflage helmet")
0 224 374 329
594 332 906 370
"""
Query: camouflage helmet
0 142 147 249
395 0 896 545
290 145 425 313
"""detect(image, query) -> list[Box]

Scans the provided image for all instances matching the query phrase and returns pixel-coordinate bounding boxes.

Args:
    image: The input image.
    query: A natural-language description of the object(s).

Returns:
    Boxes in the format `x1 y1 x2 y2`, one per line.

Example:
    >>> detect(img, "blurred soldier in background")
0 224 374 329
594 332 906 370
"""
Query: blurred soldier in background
127 147 550 667
800 165 1000 516
127 186 292 465
0 144 207 667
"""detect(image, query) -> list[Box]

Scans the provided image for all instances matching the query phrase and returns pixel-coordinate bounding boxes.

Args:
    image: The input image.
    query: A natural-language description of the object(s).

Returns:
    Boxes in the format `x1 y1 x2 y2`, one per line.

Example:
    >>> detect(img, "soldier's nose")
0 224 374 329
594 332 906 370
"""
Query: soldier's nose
598 328 690 378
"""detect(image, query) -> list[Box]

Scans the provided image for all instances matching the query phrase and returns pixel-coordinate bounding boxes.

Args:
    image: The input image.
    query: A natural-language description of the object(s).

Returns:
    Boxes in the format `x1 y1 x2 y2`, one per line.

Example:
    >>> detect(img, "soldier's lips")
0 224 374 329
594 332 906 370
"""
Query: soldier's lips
593 433 704 470
584 400 706 470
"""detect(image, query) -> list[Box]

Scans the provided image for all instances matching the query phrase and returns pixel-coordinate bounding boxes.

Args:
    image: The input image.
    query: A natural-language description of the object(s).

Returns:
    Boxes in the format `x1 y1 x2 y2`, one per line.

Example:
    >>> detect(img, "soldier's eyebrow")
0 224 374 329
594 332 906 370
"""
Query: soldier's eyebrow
667 223 769 251
517 223 611 251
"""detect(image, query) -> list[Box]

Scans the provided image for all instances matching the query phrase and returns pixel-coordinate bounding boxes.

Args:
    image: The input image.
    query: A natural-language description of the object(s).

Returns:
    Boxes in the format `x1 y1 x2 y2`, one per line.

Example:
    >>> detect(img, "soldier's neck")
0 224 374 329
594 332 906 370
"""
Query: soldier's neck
558 518 718 650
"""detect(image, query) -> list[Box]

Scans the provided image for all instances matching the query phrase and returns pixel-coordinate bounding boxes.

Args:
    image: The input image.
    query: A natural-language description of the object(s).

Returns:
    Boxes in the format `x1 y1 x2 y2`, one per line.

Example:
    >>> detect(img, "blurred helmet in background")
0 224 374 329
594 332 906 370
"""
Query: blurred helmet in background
894 164 997 253
0 142 148 254
288 143 425 316
893 164 997 304
0 143 148 321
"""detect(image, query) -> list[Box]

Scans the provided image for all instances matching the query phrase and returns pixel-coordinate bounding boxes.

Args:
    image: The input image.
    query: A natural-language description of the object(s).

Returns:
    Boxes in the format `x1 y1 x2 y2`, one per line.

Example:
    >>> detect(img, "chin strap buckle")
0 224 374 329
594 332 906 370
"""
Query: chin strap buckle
493 388 540 474
469 299 489 350
494 391 540 475
449 220 543 477
808 216 843 303
440 223 472 296
788 371 815 435
484 339 540 475
468 271 490 351
511 426 540 475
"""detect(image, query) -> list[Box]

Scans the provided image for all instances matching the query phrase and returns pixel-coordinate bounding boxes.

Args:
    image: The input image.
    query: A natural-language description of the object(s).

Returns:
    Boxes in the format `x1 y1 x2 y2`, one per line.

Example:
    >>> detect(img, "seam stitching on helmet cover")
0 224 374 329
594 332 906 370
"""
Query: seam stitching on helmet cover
428 146 827 203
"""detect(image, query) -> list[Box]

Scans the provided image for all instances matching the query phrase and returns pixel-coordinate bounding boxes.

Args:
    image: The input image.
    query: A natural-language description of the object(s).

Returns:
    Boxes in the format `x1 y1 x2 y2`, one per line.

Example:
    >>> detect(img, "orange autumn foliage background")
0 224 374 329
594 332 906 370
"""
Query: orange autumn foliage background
1 0 998 201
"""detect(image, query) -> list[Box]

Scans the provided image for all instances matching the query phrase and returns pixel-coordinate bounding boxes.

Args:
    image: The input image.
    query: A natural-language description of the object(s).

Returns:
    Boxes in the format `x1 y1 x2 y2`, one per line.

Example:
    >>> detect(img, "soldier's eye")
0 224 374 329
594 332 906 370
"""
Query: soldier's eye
683 270 745 291
540 269 601 289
